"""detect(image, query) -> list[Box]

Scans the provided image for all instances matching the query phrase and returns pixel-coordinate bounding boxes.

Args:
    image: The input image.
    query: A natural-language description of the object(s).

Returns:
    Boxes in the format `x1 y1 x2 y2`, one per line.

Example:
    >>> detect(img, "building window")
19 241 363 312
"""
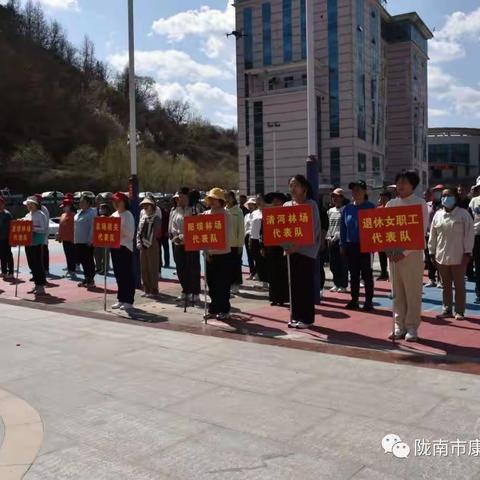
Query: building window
262 3 272 66
370 6 380 145
253 101 264 194
358 153 367 177
328 0 340 138
317 96 322 172
284 76 294 88
330 148 340 186
245 101 250 146
243 8 253 69
246 154 251 194
300 0 306 60
356 0 366 140
372 155 382 184
282 0 292 62
268 78 276 90
301 74 307 86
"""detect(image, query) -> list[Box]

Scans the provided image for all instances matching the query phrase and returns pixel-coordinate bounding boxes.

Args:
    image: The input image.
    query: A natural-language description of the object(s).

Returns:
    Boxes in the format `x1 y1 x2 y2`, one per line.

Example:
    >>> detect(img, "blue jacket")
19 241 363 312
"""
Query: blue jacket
340 201 375 246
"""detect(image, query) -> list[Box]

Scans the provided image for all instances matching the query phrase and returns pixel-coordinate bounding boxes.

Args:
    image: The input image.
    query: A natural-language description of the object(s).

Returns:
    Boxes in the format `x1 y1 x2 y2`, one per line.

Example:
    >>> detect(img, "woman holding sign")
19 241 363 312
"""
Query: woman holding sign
284 175 321 329
23 196 48 295
203 188 232 321
386 170 429 342
340 181 376 312
111 192 136 311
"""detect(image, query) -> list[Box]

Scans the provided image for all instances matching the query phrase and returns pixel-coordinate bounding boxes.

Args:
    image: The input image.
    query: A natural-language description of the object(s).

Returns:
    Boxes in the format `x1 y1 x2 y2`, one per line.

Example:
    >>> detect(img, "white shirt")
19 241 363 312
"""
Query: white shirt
244 211 256 236
469 196 480 236
428 207 474 265
41 204 50 244
250 209 263 240
169 206 192 244
140 206 162 221
111 210 135 252
386 193 429 255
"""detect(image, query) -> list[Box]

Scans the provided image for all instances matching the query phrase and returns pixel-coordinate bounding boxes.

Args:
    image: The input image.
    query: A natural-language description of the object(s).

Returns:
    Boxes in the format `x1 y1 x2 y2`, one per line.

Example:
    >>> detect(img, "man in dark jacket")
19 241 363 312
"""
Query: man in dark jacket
0 196 14 280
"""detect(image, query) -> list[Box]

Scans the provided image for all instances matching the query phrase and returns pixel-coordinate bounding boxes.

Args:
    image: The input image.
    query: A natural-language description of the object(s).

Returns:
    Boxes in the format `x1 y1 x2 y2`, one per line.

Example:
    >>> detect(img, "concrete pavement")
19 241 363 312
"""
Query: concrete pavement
1 303 480 479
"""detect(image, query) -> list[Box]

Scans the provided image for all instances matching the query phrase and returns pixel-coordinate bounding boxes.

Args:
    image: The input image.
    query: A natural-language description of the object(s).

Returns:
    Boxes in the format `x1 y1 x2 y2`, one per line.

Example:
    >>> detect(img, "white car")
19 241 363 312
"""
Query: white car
48 218 60 238
42 191 64 201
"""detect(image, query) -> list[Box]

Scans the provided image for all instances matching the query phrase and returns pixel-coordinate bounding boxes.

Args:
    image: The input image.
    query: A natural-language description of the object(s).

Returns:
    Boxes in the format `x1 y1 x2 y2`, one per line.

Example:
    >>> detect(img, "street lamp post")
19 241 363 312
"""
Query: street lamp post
267 121 281 191
127 0 141 288
305 0 319 202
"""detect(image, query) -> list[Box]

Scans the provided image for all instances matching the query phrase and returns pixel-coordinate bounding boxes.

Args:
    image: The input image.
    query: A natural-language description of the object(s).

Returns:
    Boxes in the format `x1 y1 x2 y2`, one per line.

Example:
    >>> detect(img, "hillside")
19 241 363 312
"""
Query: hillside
0 1 238 193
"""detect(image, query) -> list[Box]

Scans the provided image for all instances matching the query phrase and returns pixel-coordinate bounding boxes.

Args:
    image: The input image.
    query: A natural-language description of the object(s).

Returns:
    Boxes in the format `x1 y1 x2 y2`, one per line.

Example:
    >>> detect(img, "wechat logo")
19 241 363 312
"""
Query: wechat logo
382 434 410 459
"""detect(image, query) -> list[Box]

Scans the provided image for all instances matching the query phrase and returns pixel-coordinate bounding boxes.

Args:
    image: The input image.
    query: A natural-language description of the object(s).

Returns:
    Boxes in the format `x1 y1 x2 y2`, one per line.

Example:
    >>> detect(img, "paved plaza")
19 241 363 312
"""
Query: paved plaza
0 303 480 479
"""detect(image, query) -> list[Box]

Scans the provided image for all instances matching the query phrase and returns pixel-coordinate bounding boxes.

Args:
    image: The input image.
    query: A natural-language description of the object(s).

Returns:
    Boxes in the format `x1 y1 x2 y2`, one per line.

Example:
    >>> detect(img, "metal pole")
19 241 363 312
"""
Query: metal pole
103 248 107 311
287 253 293 323
128 0 137 177
273 130 277 191
390 259 396 345
204 254 208 324
14 246 20 298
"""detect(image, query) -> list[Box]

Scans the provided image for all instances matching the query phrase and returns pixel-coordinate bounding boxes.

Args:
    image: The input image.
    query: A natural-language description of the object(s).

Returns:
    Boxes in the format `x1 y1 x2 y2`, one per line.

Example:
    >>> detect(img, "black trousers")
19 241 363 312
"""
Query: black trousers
111 246 135 304
206 253 231 314
159 237 170 268
251 239 267 282
244 234 256 276
25 245 46 286
318 249 326 291
424 237 437 281
474 236 480 297
0 239 14 275
173 244 201 295
378 251 388 277
344 243 374 305
75 244 95 283
329 241 348 288
42 244 49 273
266 246 289 304
290 253 315 324
230 247 243 286
62 241 77 273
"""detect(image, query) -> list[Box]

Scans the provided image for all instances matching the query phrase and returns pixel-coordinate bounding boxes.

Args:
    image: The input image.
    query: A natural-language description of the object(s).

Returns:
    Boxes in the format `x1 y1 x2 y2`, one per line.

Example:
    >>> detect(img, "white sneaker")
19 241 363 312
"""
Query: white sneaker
329 286 338 292
405 329 418 342
176 293 186 302
295 321 312 329
425 281 437 288
288 320 298 328
455 313 465 321
111 302 123 309
336 287 347 293
120 303 133 311
388 327 406 340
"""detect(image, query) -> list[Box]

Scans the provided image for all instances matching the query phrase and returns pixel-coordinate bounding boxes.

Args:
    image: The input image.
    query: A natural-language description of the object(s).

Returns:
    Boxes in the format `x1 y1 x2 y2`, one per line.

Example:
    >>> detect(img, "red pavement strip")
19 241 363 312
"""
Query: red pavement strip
1 272 479 376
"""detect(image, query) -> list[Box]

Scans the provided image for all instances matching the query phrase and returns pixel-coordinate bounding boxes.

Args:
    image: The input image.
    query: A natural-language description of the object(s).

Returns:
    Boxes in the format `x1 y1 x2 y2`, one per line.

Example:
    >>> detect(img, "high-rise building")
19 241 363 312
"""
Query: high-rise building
234 0 433 195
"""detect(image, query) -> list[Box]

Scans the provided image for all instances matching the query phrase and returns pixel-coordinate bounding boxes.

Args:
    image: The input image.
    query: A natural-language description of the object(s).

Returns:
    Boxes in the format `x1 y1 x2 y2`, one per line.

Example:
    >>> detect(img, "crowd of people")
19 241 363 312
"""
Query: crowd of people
0 169 479 341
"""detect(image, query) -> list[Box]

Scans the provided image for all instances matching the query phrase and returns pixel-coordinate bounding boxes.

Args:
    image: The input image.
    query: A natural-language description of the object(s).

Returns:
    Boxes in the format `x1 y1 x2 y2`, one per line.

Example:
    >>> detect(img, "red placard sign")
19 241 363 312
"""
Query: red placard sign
262 204 314 247
9 220 33 246
184 214 227 251
359 205 425 253
93 217 121 248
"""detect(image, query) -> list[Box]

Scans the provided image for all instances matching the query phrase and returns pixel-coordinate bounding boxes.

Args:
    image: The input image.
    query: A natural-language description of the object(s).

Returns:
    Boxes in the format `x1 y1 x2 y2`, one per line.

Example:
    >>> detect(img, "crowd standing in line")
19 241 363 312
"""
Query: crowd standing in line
1 170 479 338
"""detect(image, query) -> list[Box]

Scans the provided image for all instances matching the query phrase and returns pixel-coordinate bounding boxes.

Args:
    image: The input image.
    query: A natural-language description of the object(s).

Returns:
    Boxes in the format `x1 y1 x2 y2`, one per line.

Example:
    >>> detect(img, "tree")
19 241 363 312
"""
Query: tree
163 99 192 125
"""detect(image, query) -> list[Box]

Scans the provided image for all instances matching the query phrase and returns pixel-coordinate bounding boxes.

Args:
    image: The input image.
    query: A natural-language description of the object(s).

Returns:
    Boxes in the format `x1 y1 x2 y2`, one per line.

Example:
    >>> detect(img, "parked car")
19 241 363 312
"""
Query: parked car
42 191 64 200
48 217 60 238
73 191 95 201
97 192 113 201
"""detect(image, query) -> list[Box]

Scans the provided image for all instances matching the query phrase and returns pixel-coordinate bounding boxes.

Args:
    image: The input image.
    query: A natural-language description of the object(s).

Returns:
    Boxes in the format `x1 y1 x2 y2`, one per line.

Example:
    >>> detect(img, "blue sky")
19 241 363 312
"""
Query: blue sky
3 0 480 129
